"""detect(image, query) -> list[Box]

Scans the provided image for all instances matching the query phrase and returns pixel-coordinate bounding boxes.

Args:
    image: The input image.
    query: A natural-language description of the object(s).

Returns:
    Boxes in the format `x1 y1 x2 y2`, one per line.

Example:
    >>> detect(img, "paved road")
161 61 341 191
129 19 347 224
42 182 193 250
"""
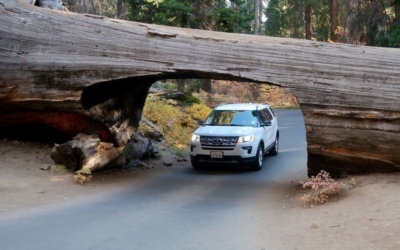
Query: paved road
0 109 308 250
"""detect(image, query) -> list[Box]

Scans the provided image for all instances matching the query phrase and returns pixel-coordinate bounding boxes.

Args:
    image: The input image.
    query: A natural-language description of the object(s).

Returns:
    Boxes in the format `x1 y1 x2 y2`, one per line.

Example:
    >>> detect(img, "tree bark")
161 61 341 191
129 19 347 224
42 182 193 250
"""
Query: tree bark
117 0 123 18
255 0 260 35
177 79 185 92
330 0 339 42
1 0 400 176
202 79 212 93
305 5 312 40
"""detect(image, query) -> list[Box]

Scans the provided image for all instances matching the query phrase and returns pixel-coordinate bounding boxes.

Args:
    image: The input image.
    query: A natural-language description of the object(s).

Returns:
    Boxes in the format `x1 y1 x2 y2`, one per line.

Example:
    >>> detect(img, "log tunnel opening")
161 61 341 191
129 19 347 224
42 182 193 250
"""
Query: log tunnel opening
79 72 303 152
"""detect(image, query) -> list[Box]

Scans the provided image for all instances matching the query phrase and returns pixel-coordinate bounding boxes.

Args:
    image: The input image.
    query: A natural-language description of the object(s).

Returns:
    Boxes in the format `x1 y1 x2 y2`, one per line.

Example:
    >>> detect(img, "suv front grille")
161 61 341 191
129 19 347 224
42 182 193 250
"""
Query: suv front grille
200 136 238 147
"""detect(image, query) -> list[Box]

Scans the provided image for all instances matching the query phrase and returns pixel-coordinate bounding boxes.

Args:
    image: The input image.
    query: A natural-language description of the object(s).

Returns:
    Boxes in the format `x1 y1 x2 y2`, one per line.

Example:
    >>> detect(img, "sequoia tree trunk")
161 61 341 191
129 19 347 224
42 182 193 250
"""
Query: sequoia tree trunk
1 0 400 176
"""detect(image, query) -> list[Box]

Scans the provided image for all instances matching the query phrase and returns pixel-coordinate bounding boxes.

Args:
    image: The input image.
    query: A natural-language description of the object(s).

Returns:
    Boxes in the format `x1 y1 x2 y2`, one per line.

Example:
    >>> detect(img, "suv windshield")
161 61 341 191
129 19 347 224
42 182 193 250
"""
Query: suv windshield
204 110 258 127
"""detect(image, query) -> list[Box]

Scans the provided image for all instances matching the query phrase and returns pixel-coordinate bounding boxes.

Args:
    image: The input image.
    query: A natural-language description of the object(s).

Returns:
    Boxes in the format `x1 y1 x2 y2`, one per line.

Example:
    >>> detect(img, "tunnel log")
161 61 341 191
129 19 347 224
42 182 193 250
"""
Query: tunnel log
1 0 400 175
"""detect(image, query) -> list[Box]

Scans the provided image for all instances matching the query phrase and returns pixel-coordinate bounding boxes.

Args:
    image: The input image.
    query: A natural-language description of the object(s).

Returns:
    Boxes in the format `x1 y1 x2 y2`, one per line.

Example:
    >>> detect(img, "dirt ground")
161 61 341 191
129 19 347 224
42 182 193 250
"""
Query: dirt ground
1 139 400 248
0 139 188 219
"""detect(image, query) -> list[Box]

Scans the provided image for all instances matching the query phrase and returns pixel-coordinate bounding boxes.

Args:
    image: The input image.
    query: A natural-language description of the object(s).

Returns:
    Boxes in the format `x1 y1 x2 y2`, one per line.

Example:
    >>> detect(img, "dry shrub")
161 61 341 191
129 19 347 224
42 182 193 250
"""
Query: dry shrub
142 96 198 150
195 81 299 108
299 170 346 205
50 164 67 174
187 103 212 121
73 168 93 185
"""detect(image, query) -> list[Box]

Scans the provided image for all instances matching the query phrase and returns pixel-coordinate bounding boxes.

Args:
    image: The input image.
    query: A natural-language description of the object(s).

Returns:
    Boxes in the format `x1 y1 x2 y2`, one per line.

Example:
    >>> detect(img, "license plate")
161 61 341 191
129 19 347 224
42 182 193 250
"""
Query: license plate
210 151 223 158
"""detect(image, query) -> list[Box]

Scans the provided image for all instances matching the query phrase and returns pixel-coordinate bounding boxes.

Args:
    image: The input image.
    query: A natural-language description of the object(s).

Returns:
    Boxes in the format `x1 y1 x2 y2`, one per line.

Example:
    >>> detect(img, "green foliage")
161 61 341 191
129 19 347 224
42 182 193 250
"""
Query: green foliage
265 0 305 38
123 0 158 23
174 94 202 105
212 0 254 33
264 0 284 37
124 0 255 33
169 148 188 158
264 0 329 41
184 79 203 93
376 24 400 48
151 81 177 90
388 24 400 48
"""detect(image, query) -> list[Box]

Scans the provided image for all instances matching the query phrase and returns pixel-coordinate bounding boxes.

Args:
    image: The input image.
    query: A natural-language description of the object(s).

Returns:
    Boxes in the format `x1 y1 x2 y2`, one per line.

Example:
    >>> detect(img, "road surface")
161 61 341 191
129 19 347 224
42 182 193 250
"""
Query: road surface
0 109 309 250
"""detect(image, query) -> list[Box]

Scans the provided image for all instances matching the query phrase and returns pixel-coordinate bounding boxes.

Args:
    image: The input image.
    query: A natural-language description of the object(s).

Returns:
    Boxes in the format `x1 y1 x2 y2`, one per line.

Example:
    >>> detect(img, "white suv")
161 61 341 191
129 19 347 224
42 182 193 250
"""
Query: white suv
189 103 279 171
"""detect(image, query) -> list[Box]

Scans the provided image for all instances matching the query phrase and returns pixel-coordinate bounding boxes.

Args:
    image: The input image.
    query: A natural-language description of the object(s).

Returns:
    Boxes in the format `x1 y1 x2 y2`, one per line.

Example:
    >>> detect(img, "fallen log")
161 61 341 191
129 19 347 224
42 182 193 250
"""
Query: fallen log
51 133 158 172
1 0 399 176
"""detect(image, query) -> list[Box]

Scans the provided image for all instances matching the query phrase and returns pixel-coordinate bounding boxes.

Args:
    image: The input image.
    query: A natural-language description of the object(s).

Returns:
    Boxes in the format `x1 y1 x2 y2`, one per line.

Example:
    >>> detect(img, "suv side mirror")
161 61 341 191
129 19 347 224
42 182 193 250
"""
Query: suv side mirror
261 121 272 127
198 120 204 125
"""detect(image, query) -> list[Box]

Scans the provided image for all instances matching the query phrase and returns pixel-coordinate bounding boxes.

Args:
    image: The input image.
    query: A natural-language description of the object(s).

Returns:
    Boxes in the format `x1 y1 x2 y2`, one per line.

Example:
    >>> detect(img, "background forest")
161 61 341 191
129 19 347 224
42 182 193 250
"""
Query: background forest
66 0 400 47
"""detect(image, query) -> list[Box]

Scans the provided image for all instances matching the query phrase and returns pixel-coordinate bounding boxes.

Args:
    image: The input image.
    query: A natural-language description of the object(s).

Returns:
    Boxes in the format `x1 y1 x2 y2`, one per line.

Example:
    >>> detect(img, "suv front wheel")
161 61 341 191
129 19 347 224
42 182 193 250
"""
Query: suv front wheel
252 143 264 171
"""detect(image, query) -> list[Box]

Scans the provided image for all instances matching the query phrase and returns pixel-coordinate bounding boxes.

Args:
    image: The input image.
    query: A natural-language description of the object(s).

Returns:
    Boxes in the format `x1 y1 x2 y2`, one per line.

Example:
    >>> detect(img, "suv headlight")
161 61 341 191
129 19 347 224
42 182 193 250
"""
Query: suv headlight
237 135 254 143
191 134 200 142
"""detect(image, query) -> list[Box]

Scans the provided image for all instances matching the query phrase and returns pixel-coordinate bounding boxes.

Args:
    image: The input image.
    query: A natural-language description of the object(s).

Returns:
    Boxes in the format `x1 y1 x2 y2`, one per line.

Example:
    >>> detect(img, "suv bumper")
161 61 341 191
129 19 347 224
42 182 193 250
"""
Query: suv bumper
190 154 256 169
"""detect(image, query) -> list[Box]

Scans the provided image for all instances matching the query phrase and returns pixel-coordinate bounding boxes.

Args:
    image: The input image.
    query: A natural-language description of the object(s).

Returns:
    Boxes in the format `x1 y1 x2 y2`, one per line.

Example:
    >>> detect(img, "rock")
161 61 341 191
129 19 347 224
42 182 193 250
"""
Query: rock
124 159 141 169
164 162 173 167
311 223 319 229
39 164 50 171
123 133 158 159
140 116 164 141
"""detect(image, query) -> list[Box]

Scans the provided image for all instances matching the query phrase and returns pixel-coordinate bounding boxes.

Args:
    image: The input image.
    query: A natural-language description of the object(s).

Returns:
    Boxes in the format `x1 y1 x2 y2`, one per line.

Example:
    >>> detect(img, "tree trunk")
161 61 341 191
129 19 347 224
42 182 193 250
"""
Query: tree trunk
396 1 400 22
117 0 123 18
330 0 339 42
255 0 260 35
305 5 312 40
1 0 400 176
177 79 185 92
89 0 97 15
202 79 212 93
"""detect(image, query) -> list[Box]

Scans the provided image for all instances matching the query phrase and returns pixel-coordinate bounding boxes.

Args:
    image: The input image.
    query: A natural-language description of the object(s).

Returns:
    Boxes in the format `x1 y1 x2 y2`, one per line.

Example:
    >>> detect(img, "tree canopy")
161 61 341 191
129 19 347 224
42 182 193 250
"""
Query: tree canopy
66 0 399 46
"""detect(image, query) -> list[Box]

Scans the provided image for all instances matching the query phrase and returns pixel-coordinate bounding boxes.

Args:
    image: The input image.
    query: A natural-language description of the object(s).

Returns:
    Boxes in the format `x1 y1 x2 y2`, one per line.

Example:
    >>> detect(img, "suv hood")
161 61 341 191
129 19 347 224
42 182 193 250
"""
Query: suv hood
194 126 256 136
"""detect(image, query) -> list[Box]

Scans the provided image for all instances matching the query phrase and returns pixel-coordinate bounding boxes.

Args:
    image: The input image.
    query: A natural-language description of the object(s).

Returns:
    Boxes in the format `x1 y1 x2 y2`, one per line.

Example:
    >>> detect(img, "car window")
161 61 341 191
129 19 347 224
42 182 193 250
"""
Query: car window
205 110 258 127
262 108 273 121
258 109 268 123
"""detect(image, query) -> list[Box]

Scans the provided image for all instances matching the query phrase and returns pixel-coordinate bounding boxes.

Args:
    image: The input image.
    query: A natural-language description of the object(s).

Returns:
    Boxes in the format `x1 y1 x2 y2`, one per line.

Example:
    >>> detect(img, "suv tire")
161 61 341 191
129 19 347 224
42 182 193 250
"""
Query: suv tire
252 143 263 171
269 134 279 156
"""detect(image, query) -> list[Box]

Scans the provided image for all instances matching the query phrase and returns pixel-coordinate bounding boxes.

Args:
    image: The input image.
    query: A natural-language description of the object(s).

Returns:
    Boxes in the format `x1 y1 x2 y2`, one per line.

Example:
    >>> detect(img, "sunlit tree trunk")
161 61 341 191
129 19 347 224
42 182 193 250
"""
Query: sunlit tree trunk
330 0 338 42
255 0 260 34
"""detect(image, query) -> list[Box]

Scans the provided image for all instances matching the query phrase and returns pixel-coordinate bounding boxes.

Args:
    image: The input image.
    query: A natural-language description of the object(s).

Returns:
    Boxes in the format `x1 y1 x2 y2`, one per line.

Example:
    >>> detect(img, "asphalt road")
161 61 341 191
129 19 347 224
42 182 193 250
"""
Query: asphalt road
0 109 308 250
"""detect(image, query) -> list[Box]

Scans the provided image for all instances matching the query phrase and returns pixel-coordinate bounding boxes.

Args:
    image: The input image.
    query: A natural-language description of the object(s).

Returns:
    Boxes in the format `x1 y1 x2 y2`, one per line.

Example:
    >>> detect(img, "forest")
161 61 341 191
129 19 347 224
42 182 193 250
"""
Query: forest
65 0 400 47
